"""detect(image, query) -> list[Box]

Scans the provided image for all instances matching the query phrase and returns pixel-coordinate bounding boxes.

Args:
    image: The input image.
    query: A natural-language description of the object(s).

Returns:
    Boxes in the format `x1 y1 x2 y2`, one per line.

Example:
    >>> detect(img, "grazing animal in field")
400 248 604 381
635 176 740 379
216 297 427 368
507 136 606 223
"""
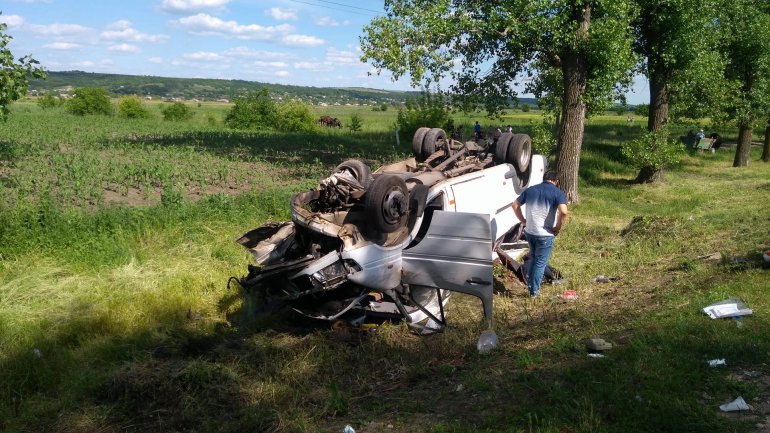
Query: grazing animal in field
318 116 342 128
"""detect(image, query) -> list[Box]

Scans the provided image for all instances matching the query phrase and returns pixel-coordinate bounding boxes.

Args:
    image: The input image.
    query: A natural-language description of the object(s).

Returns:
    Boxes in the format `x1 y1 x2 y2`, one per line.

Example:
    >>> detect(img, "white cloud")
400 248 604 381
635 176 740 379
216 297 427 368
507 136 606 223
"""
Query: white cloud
314 16 349 26
101 59 114 66
223 46 291 59
101 25 169 43
175 13 293 41
183 51 227 61
1 14 25 28
254 60 288 68
28 23 91 36
274 70 290 77
293 61 332 72
106 20 132 30
147 56 164 64
75 60 96 68
160 0 230 13
43 42 81 50
281 34 324 47
108 43 140 53
325 47 358 65
266 7 297 21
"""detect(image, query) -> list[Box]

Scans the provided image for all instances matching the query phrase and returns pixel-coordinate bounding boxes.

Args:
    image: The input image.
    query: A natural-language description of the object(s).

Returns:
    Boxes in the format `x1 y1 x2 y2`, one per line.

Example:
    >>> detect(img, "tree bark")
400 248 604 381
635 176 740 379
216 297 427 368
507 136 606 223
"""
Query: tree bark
733 121 752 167
635 165 663 183
646 71 669 132
762 119 770 162
636 69 669 183
554 2 590 203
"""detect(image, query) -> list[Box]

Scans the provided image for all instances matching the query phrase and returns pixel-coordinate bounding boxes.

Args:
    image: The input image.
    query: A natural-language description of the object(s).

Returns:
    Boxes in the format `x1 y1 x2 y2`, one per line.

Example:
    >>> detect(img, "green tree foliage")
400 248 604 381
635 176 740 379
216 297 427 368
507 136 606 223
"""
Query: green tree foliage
224 88 277 130
530 119 558 156
718 0 770 167
1 14 46 120
380 104 388 112
361 0 637 202
275 99 316 132
621 128 684 183
65 87 113 116
348 114 363 133
37 92 62 110
633 103 650 117
521 105 531 113
117 96 152 119
395 92 453 140
161 102 193 121
633 0 724 128
614 103 628 116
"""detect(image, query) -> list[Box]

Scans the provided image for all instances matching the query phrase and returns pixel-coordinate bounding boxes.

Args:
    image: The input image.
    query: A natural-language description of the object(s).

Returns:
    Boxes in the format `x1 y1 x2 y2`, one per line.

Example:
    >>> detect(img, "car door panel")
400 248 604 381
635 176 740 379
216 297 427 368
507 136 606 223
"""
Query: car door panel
402 210 494 319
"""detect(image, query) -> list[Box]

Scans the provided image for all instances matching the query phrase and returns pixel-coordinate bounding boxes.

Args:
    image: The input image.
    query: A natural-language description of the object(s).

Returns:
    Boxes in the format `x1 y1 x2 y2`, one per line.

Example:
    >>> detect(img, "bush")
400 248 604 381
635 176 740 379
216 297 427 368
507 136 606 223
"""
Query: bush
521 104 531 113
633 103 649 117
614 103 628 116
621 128 684 173
380 104 388 112
224 88 277 130
275 100 316 132
349 114 363 133
395 92 453 139
529 119 558 156
65 87 113 116
161 102 193 121
118 96 152 119
37 92 62 110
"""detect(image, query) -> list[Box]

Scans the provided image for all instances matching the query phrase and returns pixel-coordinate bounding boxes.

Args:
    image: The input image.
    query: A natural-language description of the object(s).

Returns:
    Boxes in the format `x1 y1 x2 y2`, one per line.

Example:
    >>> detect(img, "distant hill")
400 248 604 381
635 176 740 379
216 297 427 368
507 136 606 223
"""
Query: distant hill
29 71 538 107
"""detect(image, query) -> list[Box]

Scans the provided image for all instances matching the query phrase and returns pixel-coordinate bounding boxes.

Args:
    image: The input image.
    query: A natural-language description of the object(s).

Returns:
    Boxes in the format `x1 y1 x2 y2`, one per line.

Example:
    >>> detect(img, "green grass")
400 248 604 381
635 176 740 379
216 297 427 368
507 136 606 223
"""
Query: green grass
1 102 769 432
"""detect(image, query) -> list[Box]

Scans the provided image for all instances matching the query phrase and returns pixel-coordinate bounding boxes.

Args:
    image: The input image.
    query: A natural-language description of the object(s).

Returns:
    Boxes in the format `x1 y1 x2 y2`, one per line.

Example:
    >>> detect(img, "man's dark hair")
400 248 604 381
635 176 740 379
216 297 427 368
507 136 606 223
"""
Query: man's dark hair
543 170 560 183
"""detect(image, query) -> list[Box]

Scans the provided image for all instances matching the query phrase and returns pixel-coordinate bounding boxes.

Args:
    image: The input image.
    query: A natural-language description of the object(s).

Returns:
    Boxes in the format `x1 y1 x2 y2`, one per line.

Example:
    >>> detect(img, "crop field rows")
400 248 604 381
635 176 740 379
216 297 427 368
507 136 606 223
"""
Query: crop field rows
1 101 769 432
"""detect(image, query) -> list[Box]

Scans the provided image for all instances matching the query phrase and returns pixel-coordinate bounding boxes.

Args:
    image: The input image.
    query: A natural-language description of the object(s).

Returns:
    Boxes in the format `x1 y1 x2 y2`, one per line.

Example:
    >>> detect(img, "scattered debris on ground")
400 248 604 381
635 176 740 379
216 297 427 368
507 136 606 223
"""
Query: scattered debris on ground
702 298 753 319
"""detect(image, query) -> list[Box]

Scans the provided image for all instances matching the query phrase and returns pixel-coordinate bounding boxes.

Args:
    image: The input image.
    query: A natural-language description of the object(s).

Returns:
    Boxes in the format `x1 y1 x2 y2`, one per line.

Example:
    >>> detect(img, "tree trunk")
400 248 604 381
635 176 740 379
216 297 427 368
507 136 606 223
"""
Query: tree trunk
762 119 770 162
733 121 752 167
636 69 669 183
555 2 590 203
646 71 669 132
635 165 663 183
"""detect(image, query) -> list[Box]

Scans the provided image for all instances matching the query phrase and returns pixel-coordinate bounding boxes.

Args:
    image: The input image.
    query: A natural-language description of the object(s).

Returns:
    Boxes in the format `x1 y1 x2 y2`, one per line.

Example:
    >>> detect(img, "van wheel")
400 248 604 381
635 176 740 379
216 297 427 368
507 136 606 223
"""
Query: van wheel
412 127 430 162
508 134 532 172
495 132 513 164
365 175 409 233
335 159 373 188
422 128 446 160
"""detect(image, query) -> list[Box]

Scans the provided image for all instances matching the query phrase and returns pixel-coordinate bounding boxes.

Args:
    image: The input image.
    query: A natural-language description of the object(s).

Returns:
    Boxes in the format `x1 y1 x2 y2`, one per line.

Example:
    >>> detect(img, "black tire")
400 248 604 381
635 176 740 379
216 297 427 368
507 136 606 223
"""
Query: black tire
508 133 532 172
412 127 430 161
365 175 409 233
422 128 446 160
335 159 373 188
495 132 513 164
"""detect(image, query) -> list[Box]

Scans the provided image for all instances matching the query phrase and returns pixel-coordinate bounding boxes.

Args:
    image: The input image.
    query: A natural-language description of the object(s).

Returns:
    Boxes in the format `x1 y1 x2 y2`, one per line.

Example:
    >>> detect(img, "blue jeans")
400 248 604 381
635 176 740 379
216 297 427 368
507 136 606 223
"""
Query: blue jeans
526 234 555 296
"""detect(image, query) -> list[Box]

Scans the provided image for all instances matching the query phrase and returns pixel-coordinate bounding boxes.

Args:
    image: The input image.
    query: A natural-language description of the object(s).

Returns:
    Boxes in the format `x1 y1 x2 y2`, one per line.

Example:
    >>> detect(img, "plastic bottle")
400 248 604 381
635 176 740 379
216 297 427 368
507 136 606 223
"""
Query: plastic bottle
477 329 498 354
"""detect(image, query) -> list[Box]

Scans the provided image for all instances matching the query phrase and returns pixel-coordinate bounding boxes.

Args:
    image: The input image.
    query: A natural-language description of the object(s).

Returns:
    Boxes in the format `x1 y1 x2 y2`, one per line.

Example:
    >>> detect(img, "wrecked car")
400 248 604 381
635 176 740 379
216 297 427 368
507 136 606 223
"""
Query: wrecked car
234 127 546 334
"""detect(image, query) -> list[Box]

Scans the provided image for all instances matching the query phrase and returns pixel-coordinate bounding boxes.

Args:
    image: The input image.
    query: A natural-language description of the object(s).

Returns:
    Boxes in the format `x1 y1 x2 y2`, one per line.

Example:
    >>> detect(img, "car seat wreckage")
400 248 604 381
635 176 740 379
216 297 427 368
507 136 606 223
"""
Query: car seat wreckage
232 127 545 348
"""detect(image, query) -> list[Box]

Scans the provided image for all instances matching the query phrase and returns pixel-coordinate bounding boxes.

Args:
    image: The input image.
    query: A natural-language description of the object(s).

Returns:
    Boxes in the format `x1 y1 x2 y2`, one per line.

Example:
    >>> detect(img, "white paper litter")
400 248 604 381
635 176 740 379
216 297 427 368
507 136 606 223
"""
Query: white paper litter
587 353 606 358
702 299 753 319
719 396 752 412
707 358 726 367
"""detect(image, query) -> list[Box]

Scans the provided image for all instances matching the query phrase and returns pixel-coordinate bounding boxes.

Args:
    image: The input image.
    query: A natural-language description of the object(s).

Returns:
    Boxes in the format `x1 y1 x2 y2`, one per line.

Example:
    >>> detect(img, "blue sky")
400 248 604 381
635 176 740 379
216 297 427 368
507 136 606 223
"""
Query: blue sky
1 0 648 103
